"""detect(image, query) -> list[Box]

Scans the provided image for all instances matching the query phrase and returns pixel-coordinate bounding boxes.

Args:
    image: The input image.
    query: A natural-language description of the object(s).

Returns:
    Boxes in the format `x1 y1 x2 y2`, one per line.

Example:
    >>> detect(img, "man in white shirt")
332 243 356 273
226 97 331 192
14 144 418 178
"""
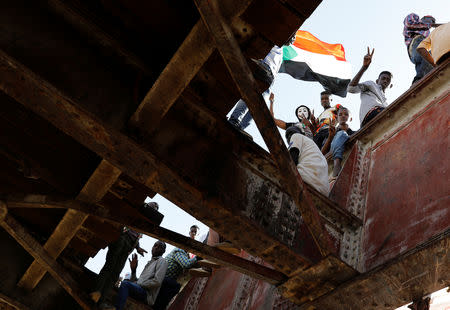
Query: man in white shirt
347 47 392 127
109 241 168 310
286 126 329 196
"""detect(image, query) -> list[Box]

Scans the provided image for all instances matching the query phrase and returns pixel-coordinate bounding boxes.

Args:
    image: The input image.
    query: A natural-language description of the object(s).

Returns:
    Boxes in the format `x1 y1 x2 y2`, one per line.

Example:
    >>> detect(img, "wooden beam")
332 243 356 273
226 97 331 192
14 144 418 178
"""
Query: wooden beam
17 160 121 290
5 196 287 285
46 0 152 75
0 293 31 310
0 49 318 275
0 202 94 310
0 48 171 190
193 0 332 256
129 0 252 132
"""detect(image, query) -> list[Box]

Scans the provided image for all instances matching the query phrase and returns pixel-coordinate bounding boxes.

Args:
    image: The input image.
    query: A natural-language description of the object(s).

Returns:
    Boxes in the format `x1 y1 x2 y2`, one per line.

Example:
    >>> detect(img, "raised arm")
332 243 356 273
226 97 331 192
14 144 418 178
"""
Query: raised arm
129 253 139 282
269 93 287 130
348 47 374 88
320 118 336 154
417 47 436 67
173 250 197 269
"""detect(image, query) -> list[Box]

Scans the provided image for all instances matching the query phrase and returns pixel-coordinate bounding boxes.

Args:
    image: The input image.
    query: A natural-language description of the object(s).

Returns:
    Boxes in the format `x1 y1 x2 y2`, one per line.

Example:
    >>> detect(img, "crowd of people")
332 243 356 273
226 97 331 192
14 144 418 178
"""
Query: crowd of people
87 13 448 310
230 13 448 192
90 220 227 310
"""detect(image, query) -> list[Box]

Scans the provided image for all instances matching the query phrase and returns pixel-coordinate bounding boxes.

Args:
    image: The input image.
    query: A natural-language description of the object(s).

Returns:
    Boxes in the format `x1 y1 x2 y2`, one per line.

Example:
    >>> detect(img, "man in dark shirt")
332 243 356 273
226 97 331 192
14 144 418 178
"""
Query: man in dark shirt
90 201 159 305
90 227 148 305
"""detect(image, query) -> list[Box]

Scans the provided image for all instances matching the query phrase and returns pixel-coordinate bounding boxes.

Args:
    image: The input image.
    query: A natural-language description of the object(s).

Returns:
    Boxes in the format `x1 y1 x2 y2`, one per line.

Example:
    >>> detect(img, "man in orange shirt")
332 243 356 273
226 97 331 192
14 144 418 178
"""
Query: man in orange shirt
417 22 450 67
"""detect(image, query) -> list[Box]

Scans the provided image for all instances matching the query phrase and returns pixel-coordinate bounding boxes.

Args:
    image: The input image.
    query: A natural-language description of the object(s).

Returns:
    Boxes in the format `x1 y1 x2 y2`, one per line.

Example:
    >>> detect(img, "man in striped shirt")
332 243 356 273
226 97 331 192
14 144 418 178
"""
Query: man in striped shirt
152 247 199 310
403 13 440 84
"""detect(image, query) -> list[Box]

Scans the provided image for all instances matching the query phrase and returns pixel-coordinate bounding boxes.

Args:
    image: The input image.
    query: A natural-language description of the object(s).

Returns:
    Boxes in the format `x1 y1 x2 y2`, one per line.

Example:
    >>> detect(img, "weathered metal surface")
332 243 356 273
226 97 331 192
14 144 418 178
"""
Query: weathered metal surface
329 141 371 269
278 255 357 304
194 0 333 257
170 63 450 308
2 0 448 308
362 91 449 271
0 49 357 279
168 252 295 310
299 230 449 310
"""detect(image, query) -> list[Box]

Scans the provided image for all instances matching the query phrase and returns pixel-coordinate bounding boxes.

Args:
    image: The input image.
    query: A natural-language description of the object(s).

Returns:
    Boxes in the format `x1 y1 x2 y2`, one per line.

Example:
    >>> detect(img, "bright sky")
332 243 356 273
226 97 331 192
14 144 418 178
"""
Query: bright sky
85 0 449 307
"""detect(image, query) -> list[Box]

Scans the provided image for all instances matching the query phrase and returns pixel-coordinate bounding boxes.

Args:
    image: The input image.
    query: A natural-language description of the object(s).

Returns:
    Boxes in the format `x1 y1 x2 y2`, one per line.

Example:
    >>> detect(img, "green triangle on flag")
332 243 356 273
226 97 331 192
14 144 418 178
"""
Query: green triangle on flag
282 46 297 61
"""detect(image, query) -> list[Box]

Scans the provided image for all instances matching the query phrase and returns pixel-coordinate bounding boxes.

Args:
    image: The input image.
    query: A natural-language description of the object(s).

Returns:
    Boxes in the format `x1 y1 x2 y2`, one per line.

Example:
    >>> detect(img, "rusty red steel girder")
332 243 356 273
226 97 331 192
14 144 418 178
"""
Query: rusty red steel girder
193 0 333 257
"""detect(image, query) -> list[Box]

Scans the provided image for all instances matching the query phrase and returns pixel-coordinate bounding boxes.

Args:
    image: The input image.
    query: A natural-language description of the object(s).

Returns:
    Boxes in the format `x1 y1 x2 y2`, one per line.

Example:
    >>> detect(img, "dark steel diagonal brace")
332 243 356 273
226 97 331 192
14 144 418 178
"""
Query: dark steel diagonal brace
193 0 333 256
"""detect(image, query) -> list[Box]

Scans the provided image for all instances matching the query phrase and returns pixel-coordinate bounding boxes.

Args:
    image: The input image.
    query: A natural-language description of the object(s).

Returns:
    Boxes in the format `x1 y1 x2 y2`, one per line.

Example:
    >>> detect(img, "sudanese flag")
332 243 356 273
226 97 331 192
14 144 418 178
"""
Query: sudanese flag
279 30 352 97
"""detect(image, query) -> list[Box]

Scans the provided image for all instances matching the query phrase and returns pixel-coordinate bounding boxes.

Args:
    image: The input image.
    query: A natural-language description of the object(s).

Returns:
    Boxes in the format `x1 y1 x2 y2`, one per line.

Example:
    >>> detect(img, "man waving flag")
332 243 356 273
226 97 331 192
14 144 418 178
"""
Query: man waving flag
280 30 352 97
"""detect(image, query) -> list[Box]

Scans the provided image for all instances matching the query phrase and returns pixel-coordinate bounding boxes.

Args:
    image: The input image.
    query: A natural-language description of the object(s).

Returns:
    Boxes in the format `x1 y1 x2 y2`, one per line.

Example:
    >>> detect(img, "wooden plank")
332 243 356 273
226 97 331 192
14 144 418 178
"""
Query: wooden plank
193 0 332 256
5 196 287 285
0 293 31 310
0 202 93 310
17 160 121 290
129 0 253 133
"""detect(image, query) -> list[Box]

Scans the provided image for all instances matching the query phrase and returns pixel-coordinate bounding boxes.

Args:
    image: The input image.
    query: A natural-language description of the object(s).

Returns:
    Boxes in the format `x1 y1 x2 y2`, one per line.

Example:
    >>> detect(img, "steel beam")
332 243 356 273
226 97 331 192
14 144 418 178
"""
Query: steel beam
5 196 287 285
193 0 332 256
130 0 253 133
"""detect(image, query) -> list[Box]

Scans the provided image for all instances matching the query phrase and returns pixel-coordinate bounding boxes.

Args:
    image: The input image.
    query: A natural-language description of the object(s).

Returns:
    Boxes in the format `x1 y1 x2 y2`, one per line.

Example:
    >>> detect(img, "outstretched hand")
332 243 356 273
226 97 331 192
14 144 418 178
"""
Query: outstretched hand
269 92 274 103
300 115 312 128
129 253 138 271
136 246 147 257
363 47 374 68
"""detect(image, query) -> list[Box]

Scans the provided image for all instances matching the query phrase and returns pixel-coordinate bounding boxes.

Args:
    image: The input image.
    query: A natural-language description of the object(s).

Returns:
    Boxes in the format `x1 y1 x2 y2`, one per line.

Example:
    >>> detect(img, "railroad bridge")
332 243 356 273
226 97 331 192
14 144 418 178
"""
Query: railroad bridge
0 0 448 309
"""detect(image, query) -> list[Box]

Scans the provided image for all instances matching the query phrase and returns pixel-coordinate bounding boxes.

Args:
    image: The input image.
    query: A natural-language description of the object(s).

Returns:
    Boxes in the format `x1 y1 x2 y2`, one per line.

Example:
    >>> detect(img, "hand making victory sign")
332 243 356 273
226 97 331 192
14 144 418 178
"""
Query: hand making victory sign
363 47 374 68
349 47 375 88
328 117 337 138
